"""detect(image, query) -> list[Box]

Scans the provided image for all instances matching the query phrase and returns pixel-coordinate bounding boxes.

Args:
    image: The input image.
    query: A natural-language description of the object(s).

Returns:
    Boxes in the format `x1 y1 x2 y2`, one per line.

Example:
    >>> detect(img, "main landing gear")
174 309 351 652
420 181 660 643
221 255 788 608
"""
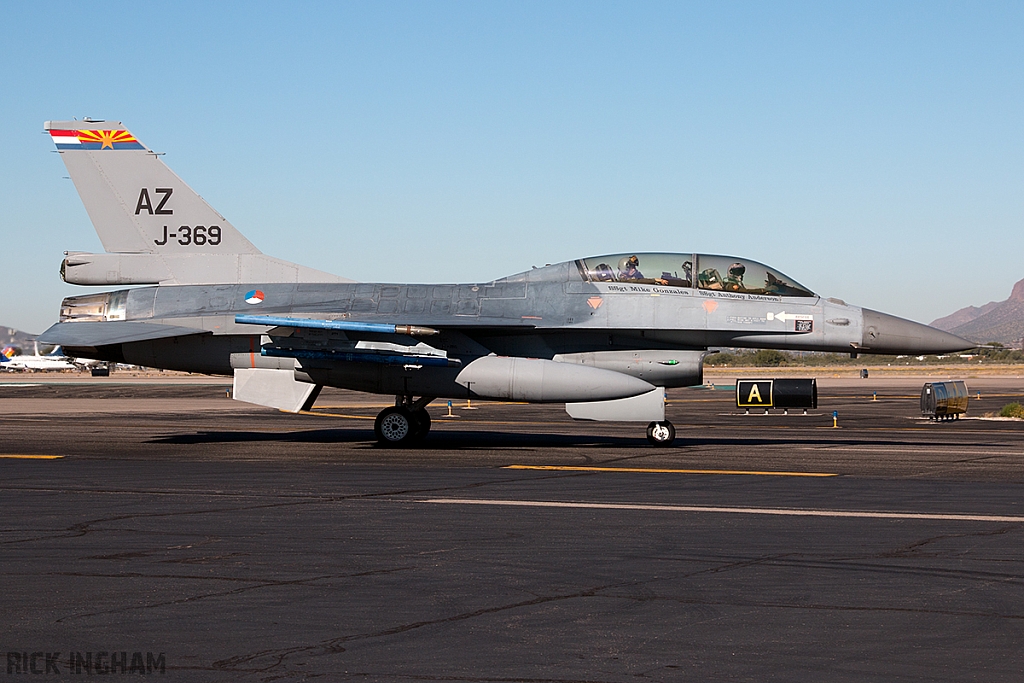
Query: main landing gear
374 396 434 447
646 420 676 446
374 397 675 447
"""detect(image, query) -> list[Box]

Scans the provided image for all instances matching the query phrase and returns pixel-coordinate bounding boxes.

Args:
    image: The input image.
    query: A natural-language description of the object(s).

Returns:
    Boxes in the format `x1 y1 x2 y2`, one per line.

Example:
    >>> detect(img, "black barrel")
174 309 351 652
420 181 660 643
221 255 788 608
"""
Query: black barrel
736 378 816 409
773 379 817 409
921 380 969 420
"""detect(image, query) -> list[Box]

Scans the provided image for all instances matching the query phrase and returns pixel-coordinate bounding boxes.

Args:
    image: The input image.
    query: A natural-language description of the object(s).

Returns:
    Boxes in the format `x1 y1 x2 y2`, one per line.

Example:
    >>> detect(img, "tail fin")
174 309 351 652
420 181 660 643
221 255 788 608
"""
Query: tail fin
46 120 347 285
46 120 259 255
1 346 16 362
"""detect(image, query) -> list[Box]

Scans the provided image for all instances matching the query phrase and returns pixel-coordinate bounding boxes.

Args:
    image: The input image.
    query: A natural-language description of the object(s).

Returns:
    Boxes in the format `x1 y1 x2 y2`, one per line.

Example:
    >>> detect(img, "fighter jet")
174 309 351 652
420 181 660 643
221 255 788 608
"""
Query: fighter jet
39 120 973 446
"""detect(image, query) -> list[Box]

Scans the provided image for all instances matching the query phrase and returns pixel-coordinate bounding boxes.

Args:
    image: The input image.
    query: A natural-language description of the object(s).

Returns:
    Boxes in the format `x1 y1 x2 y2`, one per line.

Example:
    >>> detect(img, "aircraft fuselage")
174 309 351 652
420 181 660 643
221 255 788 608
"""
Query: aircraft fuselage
55 258 967 391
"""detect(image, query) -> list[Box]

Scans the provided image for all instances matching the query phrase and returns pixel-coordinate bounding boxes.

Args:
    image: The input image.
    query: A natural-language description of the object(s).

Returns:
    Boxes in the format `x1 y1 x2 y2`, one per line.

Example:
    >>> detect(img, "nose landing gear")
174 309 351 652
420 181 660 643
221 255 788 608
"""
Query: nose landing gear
646 420 676 446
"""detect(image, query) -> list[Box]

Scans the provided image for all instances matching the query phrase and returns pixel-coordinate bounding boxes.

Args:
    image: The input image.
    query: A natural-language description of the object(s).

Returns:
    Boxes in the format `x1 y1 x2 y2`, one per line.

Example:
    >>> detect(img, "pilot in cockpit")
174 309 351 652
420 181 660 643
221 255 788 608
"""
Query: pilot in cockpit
618 255 645 281
661 260 692 287
724 262 747 292
618 255 668 285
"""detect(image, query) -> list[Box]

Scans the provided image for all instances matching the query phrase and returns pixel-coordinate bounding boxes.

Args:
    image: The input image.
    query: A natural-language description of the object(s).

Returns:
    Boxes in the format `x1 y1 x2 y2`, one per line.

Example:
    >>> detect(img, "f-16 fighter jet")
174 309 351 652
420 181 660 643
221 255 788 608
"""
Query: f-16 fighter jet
39 120 972 446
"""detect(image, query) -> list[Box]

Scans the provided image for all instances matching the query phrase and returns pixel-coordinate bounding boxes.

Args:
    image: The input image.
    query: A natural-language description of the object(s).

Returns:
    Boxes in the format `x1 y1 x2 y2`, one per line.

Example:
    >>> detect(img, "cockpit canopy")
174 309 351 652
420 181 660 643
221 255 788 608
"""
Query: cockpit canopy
576 253 815 297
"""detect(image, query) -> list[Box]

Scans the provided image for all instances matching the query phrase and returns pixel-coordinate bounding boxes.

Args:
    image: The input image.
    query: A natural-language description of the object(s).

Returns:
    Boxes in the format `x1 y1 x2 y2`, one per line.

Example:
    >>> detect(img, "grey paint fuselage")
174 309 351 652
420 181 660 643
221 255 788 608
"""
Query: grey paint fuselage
38 119 974 410
55 259 967 390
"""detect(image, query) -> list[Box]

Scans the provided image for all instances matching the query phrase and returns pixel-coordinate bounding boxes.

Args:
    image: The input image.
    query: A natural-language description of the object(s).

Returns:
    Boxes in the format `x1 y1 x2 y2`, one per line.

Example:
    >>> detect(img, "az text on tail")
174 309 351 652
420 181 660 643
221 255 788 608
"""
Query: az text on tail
47 120 349 287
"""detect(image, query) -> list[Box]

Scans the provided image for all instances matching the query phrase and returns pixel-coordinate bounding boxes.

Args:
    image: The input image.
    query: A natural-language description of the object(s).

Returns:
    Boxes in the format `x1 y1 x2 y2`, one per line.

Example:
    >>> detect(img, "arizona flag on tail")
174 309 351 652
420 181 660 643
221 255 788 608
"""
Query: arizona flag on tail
44 118 347 286
49 128 144 150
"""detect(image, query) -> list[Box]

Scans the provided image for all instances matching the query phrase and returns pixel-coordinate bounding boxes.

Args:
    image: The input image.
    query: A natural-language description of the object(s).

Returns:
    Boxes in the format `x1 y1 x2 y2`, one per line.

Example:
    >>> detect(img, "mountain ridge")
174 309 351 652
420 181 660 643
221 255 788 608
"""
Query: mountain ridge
930 277 1024 347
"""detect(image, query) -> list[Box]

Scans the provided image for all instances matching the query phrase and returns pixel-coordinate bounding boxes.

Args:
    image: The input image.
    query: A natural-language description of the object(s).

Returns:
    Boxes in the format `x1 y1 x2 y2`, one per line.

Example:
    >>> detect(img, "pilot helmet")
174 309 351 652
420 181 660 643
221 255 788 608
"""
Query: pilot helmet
728 263 746 278
619 255 640 271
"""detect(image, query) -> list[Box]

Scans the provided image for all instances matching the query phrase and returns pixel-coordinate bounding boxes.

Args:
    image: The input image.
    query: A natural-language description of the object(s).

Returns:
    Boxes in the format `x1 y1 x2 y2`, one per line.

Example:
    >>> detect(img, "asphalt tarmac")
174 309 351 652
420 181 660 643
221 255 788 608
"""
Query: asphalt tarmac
3 376 1024 681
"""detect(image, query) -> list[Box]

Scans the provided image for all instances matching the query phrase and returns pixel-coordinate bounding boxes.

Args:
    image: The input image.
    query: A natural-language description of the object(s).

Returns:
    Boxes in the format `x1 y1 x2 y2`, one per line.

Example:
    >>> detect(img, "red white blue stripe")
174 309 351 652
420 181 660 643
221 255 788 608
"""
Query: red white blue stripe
49 129 145 150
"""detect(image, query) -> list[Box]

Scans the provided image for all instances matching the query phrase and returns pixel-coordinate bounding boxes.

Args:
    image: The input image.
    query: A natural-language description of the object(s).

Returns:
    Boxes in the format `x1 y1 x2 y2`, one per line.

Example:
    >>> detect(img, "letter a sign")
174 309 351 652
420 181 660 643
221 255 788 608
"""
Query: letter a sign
736 380 774 407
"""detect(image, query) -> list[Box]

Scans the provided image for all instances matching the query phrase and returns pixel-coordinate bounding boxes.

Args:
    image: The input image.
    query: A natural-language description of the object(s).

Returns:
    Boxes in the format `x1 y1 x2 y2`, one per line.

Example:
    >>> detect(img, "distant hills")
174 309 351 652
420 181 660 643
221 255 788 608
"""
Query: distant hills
2 327 36 351
931 278 1024 347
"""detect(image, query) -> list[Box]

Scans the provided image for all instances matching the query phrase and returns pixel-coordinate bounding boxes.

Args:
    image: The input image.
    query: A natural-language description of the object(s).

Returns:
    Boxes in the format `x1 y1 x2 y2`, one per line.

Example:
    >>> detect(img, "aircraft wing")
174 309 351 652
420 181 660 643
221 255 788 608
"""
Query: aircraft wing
38 314 532 350
38 321 209 347
232 314 502 367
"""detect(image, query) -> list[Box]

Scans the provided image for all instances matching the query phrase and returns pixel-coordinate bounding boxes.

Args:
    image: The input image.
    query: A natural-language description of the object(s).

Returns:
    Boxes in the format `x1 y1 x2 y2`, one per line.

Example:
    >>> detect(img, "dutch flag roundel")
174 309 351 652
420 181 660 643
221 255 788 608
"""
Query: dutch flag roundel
244 290 265 305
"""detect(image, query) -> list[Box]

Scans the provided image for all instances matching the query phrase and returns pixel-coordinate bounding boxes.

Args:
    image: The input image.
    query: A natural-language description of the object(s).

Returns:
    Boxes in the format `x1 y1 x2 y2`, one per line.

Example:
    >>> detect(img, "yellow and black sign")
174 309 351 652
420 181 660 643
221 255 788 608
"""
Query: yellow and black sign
736 378 817 409
736 380 773 407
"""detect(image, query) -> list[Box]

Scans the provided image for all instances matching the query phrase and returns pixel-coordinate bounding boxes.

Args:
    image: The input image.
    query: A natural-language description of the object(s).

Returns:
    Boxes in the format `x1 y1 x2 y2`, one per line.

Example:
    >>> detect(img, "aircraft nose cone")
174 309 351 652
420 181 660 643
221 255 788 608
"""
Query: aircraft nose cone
861 309 974 354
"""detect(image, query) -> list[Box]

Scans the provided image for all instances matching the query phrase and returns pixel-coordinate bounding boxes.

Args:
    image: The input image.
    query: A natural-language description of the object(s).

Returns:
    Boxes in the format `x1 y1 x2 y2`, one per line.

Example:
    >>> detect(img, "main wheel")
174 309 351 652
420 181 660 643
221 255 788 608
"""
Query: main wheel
647 420 676 446
374 407 416 446
411 408 431 441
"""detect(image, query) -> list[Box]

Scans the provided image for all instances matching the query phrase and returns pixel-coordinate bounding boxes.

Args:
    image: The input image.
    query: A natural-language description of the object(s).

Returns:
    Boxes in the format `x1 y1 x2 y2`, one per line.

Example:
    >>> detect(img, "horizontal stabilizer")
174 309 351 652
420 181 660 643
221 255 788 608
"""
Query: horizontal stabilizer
566 387 666 422
39 321 207 347
232 368 321 413
61 251 347 286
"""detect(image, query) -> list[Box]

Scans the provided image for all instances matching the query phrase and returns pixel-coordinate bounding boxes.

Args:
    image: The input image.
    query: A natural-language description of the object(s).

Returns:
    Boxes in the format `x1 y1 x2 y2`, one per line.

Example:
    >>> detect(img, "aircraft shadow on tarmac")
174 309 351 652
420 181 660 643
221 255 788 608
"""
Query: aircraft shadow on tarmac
149 428 938 450
149 428 641 449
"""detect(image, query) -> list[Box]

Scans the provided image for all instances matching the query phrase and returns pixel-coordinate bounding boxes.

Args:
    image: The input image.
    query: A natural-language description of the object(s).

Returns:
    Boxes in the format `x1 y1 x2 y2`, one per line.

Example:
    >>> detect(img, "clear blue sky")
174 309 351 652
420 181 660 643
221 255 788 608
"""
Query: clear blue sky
3 1 1023 334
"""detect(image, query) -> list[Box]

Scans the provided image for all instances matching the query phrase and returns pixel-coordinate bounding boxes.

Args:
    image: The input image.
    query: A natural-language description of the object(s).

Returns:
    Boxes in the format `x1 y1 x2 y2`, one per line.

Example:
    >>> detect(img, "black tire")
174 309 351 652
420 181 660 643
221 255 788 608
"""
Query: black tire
411 408 431 441
646 420 676 446
374 407 416 446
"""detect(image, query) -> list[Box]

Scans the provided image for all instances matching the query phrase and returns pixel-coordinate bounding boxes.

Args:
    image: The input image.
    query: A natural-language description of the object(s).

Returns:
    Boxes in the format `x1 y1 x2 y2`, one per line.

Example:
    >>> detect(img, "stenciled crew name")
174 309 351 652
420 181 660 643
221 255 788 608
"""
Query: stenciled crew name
6 651 166 675
599 284 693 296
596 283 784 302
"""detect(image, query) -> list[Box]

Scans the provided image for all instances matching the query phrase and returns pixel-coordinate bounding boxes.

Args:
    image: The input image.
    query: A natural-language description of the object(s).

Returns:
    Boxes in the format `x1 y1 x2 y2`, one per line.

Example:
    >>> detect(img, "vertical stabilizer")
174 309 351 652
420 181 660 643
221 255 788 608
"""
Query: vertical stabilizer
46 120 258 255
46 120 347 285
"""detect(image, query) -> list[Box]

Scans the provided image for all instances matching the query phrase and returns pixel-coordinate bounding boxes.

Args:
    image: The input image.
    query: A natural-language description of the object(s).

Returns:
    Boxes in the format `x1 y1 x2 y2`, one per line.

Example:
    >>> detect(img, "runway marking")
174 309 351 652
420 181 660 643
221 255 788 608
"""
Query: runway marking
801 445 1024 457
504 465 836 477
668 398 736 403
299 411 375 420
0 455 64 460
311 404 393 410
423 498 1024 523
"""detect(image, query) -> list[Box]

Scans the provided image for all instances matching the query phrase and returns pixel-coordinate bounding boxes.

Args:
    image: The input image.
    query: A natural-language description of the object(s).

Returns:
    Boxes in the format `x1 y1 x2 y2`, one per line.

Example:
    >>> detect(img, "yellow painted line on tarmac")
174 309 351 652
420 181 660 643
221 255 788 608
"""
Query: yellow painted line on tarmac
0 455 64 460
311 404 392 410
311 401 529 409
299 411 375 420
667 398 734 403
423 498 1024 523
504 464 836 477
443 420 567 426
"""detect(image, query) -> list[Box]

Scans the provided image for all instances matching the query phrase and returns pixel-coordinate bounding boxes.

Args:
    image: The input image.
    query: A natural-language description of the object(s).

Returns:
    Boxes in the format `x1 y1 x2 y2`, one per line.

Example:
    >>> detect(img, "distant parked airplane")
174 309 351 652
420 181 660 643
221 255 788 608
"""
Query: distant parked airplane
1 343 79 371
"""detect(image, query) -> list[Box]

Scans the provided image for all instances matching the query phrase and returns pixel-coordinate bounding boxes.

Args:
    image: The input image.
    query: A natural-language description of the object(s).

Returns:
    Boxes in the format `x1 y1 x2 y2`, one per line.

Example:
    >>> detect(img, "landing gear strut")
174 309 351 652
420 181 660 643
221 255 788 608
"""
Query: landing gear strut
374 396 434 447
646 420 675 446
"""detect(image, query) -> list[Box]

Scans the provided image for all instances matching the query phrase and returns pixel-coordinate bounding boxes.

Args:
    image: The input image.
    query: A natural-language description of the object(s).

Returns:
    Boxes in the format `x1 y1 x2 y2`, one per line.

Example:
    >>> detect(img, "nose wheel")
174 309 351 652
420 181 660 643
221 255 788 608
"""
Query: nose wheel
646 420 675 446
